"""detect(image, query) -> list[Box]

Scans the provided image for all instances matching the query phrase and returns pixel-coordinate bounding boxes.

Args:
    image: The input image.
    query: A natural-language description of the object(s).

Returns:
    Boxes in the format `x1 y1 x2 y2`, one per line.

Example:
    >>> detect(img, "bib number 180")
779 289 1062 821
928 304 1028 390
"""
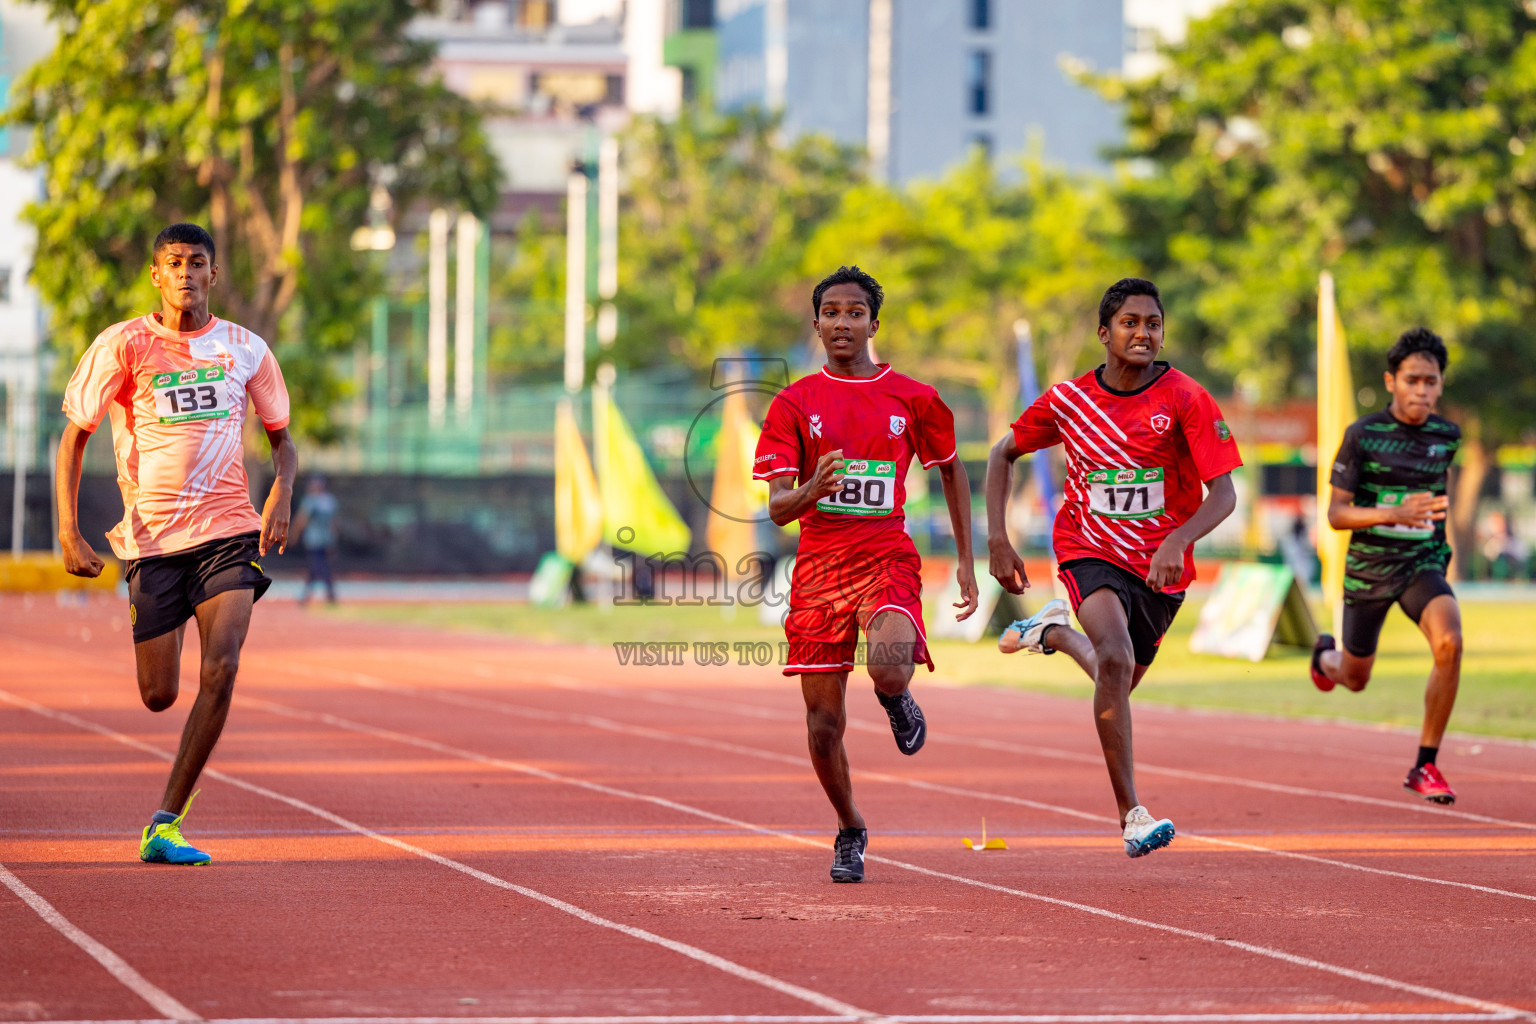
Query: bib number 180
816 459 898 517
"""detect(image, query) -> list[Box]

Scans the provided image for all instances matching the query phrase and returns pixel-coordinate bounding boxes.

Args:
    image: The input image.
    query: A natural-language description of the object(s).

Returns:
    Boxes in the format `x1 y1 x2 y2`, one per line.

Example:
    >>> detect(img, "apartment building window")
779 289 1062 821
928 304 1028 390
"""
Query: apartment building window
968 50 991 116
970 0 991 31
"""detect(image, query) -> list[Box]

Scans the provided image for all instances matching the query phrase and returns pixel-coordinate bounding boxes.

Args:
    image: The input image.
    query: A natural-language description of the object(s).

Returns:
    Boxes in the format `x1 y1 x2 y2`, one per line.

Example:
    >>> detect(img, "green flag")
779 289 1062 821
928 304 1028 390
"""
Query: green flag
595 389 692 555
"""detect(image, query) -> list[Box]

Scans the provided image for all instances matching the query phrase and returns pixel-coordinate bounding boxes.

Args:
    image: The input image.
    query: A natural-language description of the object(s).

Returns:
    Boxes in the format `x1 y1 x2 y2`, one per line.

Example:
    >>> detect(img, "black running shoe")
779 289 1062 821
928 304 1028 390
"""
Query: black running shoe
877 688 926 755
830 827 867 883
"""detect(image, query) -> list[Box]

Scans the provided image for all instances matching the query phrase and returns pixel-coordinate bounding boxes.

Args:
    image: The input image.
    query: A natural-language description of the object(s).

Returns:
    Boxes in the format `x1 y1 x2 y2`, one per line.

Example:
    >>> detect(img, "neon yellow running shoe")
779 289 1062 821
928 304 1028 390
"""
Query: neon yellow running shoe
139 790 212 865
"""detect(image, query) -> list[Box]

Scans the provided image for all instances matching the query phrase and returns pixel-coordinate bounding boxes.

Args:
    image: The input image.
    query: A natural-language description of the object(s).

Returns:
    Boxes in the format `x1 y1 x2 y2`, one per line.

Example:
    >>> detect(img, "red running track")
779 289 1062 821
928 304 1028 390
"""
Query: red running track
1 592 1534 1023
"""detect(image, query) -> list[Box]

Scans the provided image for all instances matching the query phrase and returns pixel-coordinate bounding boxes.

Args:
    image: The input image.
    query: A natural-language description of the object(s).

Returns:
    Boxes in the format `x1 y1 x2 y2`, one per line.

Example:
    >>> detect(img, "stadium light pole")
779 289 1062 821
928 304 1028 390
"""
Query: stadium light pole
455 210 479 419
427 207 450 426
563 163 590 395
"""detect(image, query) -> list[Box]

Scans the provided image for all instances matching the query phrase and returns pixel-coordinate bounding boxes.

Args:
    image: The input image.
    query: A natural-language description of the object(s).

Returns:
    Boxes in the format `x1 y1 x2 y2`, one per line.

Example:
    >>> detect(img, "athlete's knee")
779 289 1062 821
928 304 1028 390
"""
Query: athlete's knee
141 685 177 713
867 660 912 695
1094 645 1135 688
199 651 241 701
1432 629 1463 664
805 706 846 749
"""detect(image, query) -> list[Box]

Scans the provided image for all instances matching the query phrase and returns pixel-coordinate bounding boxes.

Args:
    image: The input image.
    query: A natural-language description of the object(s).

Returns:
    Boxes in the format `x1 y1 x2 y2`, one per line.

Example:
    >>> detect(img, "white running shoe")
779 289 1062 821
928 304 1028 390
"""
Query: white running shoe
1122 805 1175 858
999 598 1071 655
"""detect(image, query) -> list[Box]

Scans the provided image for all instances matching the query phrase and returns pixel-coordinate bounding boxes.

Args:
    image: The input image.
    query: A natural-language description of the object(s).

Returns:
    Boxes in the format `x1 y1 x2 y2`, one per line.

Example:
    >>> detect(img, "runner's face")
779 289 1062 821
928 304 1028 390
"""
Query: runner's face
813 283 879 362
1098 294 1163 368
151 244 217 316
1385 352 1442 425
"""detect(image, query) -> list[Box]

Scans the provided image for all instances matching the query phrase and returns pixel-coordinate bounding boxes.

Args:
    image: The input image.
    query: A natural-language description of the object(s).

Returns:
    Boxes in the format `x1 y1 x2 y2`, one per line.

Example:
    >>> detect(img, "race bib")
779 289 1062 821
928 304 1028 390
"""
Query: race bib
151 367 232 424
817 458 898 517
1371 488 1434 539
1086 467 1165 519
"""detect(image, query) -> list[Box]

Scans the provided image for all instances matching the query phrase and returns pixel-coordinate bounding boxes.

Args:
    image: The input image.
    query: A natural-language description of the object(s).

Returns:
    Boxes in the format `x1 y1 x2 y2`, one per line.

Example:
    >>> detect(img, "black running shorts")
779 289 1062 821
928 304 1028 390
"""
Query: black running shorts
1058 557 1186 667
125 532 271 643
1341 571 1455 658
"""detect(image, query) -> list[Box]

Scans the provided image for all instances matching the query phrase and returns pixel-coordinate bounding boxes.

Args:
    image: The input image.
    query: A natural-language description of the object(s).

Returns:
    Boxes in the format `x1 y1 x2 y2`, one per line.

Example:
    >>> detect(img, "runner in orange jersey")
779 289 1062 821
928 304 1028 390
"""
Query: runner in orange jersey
55 223 297 865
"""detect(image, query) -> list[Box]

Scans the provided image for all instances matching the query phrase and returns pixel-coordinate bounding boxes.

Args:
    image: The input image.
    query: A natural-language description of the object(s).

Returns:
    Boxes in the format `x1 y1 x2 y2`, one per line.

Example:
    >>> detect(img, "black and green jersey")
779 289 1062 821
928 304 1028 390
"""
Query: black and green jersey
1329 410 1459 602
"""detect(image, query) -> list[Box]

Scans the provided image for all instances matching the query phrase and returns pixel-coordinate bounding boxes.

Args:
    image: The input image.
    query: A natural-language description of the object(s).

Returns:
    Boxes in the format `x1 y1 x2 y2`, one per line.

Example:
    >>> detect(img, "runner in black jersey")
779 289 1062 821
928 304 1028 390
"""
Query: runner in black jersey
1311 328 1463 804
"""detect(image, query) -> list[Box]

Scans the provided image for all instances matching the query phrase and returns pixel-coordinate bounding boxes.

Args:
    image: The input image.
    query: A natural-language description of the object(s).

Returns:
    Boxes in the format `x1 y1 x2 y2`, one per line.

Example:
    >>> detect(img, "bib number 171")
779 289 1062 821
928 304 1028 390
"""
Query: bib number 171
1086 467 1165 519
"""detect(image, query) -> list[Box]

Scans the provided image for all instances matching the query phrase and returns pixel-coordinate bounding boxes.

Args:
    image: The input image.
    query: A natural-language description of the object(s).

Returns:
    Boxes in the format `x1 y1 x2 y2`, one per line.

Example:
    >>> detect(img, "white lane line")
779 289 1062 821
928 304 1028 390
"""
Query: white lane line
0 862 201 1021
0 689 876 1022
277 665 1536 905
0 1014 1518 1024
522 671 1536 835
218 692 1534 1021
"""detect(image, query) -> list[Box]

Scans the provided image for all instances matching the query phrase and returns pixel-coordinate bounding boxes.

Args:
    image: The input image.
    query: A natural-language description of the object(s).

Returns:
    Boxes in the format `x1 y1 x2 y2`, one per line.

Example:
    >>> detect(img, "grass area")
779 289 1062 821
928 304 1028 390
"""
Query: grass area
325 597 1536 742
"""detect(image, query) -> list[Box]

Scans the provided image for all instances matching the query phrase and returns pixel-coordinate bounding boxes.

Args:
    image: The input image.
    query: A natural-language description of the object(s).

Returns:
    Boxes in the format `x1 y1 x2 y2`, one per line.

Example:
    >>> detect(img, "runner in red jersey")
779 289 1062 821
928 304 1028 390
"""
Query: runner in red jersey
985 278 1241 858
754 265 978 882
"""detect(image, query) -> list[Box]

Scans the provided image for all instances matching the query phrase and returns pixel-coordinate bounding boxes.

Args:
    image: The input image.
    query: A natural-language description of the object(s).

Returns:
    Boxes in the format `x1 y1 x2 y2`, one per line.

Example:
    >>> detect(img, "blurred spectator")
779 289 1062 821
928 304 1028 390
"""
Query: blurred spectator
1277 511 1319 585
293 475 339 605
1480 510 1528 581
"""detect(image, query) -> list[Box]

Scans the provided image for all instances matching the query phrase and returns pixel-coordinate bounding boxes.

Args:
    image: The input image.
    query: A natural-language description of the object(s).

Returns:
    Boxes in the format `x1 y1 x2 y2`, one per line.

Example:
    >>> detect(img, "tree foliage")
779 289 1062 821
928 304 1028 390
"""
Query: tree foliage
1108 0 1536 571
805 153 1129 437
613 109 864 370
10 0 500 440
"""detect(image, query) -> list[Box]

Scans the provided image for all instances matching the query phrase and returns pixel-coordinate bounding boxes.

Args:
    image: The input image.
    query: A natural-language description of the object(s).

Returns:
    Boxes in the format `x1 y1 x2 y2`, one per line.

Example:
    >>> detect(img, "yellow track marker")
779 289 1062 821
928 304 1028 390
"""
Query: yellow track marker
962 817 1007 851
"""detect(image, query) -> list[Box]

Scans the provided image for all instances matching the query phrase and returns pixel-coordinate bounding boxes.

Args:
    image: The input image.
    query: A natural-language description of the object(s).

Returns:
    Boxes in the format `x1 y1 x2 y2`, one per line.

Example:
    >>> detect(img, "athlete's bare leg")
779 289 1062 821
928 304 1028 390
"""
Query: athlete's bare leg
1040 623 1098 680
865 609 917 698
801 670 863 830
1319 646 1375 692
1074 589 1146 821
134 623 189 713
157 589 253 814
1416 594 1462 747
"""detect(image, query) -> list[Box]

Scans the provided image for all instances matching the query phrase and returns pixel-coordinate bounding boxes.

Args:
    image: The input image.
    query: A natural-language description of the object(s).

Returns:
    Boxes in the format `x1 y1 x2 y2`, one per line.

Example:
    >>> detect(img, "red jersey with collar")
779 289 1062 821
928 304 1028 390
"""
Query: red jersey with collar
754 364 957 561
1011 362 1241 592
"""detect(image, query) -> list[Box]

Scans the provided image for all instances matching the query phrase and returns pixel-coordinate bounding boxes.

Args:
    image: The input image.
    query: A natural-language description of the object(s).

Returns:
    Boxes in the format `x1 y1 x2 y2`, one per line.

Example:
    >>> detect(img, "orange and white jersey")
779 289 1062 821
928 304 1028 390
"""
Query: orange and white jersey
63 314 291 561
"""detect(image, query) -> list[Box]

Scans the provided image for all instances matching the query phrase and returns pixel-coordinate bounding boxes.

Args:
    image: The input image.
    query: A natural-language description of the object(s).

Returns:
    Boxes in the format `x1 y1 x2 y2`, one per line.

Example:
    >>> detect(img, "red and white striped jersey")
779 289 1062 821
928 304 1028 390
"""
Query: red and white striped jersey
1011 363 1241 592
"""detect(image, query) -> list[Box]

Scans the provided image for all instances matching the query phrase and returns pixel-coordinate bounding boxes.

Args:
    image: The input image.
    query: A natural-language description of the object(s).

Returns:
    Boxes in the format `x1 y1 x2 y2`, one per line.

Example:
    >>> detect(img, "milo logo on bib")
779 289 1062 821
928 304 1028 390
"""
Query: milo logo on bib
818 458 899 517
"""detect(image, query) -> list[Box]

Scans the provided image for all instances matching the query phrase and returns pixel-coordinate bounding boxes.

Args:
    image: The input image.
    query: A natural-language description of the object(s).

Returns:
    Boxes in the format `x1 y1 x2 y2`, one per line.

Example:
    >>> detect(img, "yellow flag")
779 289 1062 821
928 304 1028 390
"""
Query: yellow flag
706 390 770 577
595 388 692 555
1317 271 1358 636
554 397 604 564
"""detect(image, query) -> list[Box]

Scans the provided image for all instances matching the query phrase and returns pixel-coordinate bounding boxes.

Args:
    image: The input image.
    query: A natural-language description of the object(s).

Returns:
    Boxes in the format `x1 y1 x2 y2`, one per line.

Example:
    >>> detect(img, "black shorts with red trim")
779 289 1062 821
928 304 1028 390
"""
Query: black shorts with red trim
1058 557 1184 667
125 531 271 643
781 550 931 675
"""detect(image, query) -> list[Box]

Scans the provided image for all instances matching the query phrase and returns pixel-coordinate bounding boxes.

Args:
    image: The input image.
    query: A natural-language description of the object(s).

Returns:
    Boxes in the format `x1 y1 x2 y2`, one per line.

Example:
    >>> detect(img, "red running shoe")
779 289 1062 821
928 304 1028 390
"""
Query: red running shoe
1405 763 1456 804
1310 634 1336 692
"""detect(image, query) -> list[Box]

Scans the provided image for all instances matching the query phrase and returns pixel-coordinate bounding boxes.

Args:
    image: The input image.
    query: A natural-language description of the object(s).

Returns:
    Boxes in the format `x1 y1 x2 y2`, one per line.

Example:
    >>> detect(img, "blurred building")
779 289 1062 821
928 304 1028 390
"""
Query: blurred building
0 0 56 526
713 0 1124 181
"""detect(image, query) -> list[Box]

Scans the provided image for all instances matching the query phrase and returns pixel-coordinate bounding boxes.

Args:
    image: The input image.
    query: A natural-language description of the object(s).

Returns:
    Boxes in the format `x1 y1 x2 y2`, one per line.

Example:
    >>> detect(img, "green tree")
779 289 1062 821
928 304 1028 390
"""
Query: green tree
1107 0 1536 570
805 152 1131 439
615 109 863 369
10 0 500 440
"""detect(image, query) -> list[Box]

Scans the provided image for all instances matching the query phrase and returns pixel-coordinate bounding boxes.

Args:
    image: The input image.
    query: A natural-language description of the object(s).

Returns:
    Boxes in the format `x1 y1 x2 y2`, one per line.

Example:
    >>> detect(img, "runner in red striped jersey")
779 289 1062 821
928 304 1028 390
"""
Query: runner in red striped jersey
984 278 1242 858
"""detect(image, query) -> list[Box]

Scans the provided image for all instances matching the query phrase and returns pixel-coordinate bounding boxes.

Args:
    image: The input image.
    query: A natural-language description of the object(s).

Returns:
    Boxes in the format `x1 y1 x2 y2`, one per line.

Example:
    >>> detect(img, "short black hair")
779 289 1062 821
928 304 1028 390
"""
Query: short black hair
812 265 884 320
1098 277 1163 328
153 223 215 264
1387 327 1448 374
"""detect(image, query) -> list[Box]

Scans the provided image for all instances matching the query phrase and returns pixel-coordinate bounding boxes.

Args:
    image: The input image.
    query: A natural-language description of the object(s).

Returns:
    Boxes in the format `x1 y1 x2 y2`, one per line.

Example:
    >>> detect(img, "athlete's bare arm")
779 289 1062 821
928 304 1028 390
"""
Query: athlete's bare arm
260 425 298 557
1327 487 1445 532
1144 472 1237 591
767 449 844 527
56 421 105 578
936 458 980 620
984 432 1030 594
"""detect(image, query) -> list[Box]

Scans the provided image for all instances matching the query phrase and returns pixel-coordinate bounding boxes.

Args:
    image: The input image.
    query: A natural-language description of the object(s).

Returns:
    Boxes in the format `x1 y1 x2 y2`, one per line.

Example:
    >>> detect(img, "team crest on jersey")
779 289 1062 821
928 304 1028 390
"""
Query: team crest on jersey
888 415 907 437
1149 412 1172 434
1215 419 1231 442
809 413 823 438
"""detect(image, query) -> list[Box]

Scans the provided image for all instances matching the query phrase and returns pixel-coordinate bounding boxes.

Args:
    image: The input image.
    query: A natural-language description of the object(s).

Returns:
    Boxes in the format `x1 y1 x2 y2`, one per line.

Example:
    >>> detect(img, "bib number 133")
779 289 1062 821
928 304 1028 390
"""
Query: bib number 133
817 459 898 517
152 367 231 424
1087 467 1165 519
